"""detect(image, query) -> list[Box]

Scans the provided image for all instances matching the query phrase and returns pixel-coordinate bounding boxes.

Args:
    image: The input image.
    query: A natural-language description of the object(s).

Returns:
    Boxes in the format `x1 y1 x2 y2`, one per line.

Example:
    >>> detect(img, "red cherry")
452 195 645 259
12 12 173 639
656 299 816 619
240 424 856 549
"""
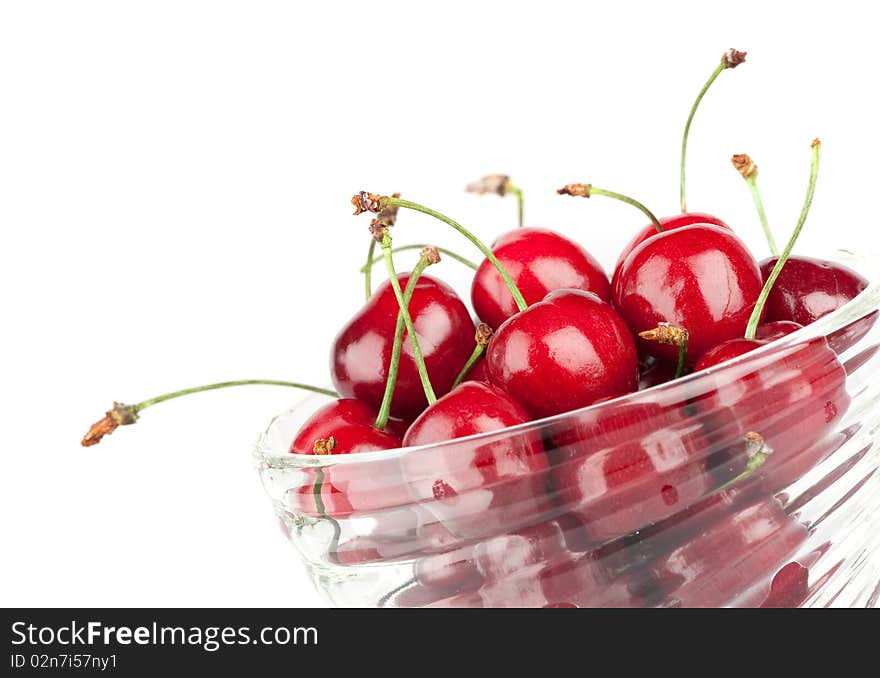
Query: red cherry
400 381 552 539
331 273 475 420
289 399 402 456
646 497 808 607
287 399 405 518
614 212 730 280
462 355 490 384
759 255 868 326
694 336 849 492
759 562 810 608
612 224 763 364
471 228 610 330
754 320 803 342
486 289 639 419
638 355 678 390
758 255 872 353
550 401 711 543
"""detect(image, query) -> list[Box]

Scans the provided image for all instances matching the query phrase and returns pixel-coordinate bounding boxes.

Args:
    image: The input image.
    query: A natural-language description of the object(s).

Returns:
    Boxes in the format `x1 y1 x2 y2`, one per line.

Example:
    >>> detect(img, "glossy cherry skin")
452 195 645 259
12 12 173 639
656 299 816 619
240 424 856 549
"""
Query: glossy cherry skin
287 399 406 519
471 228 610 330
638 355 677 391
759 255 868 326
550 401 712 543
486 289 639 419
694 335 849 492
613 224 763 364
646 496 808 607
331 274 475 421
613 212 730 280
401 382 553 539
759 255 872 353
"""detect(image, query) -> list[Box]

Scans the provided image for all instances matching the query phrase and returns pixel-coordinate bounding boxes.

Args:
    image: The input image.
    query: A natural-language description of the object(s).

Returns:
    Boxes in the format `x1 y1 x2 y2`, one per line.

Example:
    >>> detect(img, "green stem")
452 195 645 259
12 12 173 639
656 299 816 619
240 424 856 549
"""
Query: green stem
746 176 779 257
675 336 689 379
681 50 746 212
589 187 664 233
361 244 478 274
380 233 437 404
364 239 377 301
681 62 725 213
133 380 338 413
508 183 525 228
451 345 486 389
374 255 433 430
382 196 527 311
312 467 342 565
745 140 821 340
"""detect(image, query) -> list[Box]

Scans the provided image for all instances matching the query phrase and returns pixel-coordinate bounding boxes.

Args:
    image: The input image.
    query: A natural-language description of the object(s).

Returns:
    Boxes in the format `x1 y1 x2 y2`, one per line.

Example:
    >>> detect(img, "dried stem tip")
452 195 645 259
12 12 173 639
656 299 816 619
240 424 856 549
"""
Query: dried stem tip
744 431 772 457
375 192 401 227
369 219 388 242
313 436 337 455
352 191 384 215
466 174 511 197
557 183 591 198
722 48 747 68
81 402 138 447
731 154 757 180
475 322 494 347
639 323 690 347
811 138 821 149
420 245 441 265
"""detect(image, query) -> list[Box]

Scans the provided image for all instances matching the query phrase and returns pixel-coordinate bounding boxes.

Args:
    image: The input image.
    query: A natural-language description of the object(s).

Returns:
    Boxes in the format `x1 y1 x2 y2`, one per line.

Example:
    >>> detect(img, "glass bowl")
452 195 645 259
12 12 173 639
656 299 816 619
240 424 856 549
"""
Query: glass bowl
255 250 880 608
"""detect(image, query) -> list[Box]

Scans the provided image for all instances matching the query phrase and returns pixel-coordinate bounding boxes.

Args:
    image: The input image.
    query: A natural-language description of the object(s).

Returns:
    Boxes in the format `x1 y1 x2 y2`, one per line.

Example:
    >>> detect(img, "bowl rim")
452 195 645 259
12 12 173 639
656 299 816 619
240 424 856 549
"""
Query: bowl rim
255 251 880 468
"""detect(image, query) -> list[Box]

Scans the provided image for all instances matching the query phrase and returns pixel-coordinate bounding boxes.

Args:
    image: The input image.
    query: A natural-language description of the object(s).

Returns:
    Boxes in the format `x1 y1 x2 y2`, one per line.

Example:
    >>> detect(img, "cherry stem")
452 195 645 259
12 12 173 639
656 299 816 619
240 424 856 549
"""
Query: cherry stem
451 323 493 388
312 466 342 565
717 432 771 490
363 194 401 301
371 194 528 312
732 154 778 256
510 184 524 228
380 231 438 405
374 250 436 430
557 184 663 233
639 324 689 377
364 239 377 301
81 381 338 447
361 244 477 274
745 139 821 340
133 381 337 411
681 49 747 213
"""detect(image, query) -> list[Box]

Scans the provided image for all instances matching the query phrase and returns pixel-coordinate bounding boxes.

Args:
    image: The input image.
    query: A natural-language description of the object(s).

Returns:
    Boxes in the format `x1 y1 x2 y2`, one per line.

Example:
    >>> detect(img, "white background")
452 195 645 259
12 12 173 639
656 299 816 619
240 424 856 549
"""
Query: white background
1 1 877 607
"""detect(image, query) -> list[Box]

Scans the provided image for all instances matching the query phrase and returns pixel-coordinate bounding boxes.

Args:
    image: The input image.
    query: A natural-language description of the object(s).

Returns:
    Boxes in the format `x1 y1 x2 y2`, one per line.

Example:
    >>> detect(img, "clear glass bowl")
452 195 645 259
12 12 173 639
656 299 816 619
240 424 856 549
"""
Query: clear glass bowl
255 250 880 608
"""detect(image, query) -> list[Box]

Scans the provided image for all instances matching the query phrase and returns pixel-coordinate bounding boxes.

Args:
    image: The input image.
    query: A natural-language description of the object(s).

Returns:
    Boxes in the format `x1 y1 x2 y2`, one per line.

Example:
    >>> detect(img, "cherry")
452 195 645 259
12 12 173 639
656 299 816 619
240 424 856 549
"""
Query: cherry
692 140 851 490
696 337 849 492
549 400 712 543
422 514 641 607
470 227 610 330
758 255 871 352
638 355 678 391
614 213 730 281
613 224 763 364
331 273 475 421
486 289 639 419
759 561 810 608
646 496 808 607
754 320 803 342
287 398 408 518
400 381 553 539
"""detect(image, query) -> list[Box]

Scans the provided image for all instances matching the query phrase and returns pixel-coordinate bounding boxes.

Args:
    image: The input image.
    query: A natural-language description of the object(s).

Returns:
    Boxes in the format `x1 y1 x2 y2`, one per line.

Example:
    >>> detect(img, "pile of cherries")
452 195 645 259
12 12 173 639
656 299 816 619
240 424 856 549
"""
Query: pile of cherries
84 49 873 607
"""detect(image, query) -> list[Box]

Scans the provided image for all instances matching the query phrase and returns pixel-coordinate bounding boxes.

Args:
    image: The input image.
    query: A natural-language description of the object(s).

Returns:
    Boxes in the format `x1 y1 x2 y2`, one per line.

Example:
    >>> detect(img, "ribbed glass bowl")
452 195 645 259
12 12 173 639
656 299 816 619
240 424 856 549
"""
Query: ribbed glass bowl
255 251 880 608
